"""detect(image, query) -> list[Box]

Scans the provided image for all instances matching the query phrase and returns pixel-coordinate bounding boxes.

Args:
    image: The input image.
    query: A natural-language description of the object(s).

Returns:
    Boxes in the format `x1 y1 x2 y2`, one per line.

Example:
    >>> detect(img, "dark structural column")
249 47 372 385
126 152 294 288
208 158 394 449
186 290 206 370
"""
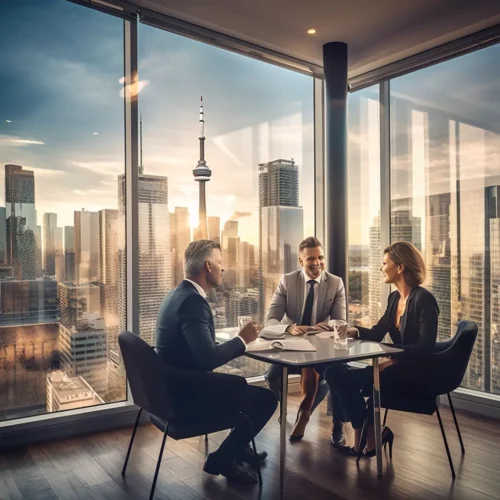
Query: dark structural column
323 42 348 293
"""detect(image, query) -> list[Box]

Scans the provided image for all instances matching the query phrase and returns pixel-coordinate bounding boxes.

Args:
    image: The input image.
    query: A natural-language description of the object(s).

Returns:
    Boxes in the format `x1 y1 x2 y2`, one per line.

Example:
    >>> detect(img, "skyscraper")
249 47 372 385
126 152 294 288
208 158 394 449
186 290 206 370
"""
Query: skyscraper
0 207 6 264
118 172 171 346
208 216 221 243
426 193 451 342
43 212 57 275
5 164 36 280
74 210 99 284
222 220 239 289
64 226 75 282
58 282 107 395
35 225 42 278
258 159 303 321
193 97 212 239
53 226 65 283
98 209 119 351
170 207 191 287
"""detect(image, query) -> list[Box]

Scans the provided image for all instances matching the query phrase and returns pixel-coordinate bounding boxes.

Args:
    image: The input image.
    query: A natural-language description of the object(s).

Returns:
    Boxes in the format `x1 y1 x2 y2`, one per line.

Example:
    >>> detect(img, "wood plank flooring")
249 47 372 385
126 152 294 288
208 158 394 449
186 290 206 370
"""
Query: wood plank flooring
1 395 499 500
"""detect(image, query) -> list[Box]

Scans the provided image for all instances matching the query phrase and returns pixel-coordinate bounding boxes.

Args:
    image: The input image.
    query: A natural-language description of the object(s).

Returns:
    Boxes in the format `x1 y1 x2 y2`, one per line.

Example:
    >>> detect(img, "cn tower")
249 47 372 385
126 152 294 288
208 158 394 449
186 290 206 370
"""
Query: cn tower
193 96 212 239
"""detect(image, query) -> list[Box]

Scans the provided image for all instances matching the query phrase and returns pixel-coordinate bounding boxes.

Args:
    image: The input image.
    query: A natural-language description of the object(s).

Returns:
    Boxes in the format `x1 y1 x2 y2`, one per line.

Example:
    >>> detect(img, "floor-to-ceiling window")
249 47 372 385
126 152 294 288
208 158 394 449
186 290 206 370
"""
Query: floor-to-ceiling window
389 43 500 395
347 86 381 328
0 0 126 421
137 23 315 378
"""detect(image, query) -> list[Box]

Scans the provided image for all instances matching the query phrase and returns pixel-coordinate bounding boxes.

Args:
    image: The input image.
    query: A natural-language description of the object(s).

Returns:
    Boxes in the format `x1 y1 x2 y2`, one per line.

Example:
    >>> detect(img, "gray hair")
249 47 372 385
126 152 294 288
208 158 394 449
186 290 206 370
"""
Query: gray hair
184 240 221 278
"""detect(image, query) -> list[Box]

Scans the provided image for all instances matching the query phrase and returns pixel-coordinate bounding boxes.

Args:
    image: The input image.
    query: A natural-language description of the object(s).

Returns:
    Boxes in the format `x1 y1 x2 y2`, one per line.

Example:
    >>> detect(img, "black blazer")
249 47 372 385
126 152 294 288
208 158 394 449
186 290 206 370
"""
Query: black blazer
358 286 439 359
155 280 245 371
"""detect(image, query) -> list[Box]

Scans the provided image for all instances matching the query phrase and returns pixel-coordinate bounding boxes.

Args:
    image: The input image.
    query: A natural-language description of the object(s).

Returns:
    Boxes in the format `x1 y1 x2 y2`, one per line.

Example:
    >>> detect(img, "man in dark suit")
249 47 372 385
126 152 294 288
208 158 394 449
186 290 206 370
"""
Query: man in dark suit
156 239 277 484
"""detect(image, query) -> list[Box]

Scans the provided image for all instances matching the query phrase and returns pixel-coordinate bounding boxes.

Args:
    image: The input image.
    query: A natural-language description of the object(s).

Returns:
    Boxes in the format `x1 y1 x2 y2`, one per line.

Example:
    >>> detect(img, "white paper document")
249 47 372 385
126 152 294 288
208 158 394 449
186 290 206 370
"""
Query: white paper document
247 338 316 352
259 325 288 340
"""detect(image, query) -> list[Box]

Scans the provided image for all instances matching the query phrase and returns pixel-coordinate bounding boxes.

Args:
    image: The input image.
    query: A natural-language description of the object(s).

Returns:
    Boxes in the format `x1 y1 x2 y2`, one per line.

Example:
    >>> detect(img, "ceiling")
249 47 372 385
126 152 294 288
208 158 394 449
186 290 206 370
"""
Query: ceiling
131 0 500 77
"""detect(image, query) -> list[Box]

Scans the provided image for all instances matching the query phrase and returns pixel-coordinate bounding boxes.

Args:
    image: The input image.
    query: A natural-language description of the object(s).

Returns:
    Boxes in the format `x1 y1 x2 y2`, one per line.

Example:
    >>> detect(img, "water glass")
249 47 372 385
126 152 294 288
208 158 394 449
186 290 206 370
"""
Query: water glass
328 319 348 349
238 316 253 329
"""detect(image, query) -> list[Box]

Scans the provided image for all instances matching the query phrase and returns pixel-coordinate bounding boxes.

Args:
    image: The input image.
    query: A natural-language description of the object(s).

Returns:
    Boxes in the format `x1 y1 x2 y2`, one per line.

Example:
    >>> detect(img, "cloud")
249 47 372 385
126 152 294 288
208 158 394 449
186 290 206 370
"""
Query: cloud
72 188 109 196
72 160 123 176
0 135 45 146
230 211 252 220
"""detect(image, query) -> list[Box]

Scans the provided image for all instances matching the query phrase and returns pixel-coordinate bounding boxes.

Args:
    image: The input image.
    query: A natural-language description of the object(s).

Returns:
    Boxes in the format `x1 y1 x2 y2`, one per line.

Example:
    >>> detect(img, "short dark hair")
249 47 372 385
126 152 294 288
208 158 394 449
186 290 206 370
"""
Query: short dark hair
384 241 426 287
184 240 221 278
299 236 323 252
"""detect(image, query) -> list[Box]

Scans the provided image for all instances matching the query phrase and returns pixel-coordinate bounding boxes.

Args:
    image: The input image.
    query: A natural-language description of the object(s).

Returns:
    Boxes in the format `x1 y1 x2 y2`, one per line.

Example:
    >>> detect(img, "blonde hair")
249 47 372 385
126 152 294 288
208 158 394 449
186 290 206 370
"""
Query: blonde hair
384 241 426 287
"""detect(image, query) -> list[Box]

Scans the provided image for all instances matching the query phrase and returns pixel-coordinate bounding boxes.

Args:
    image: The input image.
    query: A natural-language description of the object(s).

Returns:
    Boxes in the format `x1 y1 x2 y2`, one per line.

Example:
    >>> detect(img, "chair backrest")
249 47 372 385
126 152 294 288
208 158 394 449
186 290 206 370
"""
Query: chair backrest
432 320 478 395
118 330 176 421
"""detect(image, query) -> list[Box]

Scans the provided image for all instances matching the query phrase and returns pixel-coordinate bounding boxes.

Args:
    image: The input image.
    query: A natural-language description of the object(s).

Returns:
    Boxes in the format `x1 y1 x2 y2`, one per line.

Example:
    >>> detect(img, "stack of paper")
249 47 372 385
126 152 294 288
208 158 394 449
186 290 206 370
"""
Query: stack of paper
259 324 287 340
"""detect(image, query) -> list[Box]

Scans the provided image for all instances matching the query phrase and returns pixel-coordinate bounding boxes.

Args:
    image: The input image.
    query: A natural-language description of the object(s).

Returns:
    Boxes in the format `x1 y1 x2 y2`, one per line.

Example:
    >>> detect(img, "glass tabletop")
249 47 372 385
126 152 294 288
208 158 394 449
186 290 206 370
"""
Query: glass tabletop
215 328 404 367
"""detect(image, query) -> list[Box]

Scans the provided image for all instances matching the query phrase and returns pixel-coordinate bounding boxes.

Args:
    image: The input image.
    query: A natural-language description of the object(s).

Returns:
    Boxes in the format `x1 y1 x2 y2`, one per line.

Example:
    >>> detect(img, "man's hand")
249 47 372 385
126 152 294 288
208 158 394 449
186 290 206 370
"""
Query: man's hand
314 322 331 331
238 321 260 345
286 324 310 336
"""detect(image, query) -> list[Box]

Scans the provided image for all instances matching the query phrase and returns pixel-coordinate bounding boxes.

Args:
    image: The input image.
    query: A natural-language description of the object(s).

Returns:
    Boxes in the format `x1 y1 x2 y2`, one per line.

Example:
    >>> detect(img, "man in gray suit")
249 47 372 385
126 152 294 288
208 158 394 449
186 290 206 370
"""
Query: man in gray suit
264 236 348 444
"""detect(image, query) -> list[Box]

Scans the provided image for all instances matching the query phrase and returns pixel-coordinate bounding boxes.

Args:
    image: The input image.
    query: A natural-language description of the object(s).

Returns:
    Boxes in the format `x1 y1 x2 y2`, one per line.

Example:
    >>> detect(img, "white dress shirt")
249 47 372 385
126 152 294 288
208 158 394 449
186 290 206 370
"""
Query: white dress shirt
184 278 247 349
300 270 322 326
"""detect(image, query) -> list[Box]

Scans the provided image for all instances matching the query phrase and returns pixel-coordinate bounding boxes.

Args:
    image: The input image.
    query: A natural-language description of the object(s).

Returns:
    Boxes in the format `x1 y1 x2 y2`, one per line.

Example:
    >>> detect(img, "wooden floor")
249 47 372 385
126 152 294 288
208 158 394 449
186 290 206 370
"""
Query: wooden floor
1 395 499 500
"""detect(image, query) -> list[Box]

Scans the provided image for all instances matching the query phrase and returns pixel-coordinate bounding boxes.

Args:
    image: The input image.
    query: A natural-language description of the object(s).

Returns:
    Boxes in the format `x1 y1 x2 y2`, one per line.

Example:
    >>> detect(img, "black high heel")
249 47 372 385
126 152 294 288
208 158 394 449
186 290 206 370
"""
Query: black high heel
362 426 394 459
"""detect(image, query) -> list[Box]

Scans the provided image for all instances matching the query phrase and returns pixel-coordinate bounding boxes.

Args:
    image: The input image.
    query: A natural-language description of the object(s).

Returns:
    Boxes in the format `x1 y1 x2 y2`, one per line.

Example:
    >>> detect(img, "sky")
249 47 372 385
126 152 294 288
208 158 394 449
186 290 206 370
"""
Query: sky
1 0 500 249
0 0 315 247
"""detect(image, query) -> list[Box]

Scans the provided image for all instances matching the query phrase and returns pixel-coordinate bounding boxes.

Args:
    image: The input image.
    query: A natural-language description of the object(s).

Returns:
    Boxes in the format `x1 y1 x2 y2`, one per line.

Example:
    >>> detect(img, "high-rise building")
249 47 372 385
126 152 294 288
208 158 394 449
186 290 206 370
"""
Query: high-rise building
0 278 59 326
53 227 65 283
170 207 191 287
118 173 171 346
226 290 259 327
193 97 212 239
238 241 255 290
258 159 303 321
208 216 220 243
64 226 75 282
74 210 99 284
426 193 451 342
58 282 106 395
58 282 101 330
222 220 239 290
58 315 107 396
5 164 36 280
35 225 42 278
98 209 119 352
368 215 382 325
43 213 57 275
0 207 6 263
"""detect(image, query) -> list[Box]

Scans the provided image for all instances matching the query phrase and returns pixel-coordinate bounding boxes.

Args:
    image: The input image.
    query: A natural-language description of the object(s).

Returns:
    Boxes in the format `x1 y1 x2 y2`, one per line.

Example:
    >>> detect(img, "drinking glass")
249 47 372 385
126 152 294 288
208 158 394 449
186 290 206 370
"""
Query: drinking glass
328 319 348 349
238 316 253 329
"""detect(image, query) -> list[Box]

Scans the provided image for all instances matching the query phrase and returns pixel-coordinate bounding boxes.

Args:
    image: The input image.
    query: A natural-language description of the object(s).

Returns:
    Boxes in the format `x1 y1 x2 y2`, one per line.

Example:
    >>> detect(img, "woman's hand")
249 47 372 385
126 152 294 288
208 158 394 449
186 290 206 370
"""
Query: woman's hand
346 327 359 339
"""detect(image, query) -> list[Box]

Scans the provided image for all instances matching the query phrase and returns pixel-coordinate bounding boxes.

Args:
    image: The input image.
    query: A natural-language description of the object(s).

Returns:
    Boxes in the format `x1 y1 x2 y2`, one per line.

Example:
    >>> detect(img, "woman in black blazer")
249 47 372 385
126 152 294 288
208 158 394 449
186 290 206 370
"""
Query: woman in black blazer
325 241 439 457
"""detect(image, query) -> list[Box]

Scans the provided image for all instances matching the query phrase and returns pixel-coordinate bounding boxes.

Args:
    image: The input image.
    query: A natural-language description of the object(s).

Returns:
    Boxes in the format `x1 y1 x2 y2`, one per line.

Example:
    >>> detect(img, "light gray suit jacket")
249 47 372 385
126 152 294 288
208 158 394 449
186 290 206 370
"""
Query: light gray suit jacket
264 270 346 327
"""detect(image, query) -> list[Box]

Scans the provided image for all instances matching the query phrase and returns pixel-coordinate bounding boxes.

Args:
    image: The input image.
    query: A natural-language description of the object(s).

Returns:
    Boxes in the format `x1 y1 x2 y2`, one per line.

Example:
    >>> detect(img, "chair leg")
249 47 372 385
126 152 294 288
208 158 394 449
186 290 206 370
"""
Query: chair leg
436 405 456 480
149 422 169 500
447 393 465 454
382 408 388 427
356 417 368 464
242 413 262 487
205 434 209 442
122 407 142 476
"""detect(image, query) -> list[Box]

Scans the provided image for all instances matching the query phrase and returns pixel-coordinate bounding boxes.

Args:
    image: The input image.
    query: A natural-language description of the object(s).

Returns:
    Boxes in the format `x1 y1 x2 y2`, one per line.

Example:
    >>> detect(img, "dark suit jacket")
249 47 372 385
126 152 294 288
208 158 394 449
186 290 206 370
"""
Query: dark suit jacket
358 286 439 360
155 280 245 371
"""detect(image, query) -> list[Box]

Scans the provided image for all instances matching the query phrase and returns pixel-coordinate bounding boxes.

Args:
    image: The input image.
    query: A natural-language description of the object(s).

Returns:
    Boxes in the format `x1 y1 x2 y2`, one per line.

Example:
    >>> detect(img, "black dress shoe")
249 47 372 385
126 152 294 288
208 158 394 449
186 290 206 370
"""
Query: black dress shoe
203 453 258 484
331 421 346 448
239 445 268 466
